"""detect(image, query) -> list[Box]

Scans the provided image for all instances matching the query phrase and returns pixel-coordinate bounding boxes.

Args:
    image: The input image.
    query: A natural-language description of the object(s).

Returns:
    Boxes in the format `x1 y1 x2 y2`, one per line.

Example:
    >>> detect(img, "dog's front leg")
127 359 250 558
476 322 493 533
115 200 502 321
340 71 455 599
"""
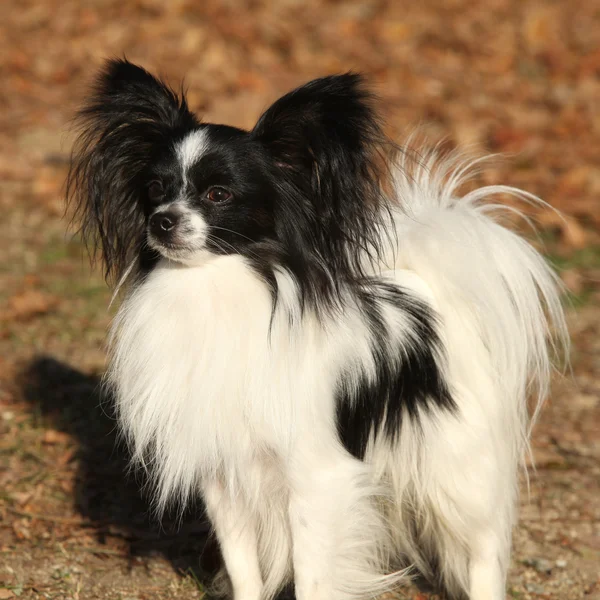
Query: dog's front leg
202 479 263 600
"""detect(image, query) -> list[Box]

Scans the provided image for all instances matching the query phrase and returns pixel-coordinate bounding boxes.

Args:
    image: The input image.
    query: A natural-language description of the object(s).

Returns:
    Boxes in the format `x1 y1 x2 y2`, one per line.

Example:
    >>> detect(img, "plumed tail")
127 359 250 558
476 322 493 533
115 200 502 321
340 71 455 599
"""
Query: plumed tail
386 147 569 458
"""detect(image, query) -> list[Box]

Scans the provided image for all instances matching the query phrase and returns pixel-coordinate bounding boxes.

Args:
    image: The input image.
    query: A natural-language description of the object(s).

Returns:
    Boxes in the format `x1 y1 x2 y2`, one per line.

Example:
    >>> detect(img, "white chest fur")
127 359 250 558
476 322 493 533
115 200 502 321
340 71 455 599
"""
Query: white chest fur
107 255 365 509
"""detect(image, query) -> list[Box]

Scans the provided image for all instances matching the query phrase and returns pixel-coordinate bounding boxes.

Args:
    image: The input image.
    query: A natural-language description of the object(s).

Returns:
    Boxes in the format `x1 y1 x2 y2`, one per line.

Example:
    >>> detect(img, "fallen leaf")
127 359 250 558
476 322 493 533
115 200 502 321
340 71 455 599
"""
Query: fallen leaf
9 492 32 507
522 6 561 53
42 429 71 445
561 269 584 295
557 166 592 198
12 519 31 540
57 447 77 466
5 289 58 322
560 217 588 250
488 126 529 152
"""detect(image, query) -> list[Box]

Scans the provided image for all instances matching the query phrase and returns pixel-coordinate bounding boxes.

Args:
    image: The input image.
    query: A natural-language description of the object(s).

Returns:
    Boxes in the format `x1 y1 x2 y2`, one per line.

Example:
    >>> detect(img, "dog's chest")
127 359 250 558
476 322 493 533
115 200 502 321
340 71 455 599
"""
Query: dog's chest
108 257 343 475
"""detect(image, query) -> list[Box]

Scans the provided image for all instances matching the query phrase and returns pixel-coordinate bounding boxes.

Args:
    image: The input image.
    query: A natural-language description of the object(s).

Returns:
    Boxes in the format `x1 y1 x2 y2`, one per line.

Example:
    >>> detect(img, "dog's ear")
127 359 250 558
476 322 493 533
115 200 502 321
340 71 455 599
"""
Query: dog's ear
66 59 198 283
252 73 384 183
252 74 388 288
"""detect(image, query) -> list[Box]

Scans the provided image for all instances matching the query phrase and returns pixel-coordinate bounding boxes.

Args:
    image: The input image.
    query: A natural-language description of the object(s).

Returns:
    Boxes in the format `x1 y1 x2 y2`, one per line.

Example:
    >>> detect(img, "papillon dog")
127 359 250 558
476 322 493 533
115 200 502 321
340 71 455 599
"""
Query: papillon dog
67 59 567 600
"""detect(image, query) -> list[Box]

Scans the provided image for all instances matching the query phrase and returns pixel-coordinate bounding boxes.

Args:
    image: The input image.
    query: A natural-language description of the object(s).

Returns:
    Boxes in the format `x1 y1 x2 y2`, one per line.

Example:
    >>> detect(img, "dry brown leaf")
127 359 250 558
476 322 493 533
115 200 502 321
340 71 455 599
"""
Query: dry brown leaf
42 429 71 445
526 448 567 469
9 491 33 507
579 49 600 77
57 447 77 466
522 6 562 54
488 126 529 152
12 518 31 540
557 166 592 198
560 217 588 250
6 289 58 322
560 269 584 295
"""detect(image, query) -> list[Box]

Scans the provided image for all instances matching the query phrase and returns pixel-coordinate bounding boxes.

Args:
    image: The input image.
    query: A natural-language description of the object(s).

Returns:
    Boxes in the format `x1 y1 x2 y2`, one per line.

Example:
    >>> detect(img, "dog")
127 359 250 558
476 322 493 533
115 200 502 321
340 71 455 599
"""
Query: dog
67 59 567 600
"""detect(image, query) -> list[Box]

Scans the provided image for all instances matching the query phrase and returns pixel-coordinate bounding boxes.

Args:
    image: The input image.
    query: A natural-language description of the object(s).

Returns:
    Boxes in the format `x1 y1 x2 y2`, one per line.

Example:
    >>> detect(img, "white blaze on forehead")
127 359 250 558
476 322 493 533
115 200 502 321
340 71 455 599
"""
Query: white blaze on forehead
176 128 209 173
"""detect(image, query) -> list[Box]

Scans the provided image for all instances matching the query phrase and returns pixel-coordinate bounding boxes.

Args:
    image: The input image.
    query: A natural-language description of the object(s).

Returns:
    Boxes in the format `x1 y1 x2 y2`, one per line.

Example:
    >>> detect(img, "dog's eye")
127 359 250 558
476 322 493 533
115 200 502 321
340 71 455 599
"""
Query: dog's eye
147 181 164 203
206 187 232 203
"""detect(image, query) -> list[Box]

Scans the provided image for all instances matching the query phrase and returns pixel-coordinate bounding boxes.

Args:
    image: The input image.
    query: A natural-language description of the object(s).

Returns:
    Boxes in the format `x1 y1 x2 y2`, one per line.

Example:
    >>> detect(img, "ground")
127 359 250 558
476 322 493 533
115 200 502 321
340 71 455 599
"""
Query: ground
0 1 599 599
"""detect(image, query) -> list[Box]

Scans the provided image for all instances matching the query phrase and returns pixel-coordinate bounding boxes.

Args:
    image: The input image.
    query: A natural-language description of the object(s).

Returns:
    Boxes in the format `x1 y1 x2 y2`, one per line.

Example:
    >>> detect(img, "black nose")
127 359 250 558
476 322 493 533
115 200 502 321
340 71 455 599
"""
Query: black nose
150 211 179 237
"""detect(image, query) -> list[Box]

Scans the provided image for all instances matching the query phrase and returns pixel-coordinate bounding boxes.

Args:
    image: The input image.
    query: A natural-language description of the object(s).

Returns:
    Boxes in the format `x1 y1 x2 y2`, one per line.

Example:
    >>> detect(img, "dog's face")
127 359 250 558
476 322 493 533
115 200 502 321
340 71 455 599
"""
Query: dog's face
67 59 386 291
144 126 277 265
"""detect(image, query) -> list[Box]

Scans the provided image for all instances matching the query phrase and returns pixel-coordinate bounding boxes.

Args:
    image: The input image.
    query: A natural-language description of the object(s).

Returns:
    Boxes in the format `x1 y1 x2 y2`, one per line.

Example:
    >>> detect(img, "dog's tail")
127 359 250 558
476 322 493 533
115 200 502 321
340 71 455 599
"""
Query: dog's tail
385 146 568 460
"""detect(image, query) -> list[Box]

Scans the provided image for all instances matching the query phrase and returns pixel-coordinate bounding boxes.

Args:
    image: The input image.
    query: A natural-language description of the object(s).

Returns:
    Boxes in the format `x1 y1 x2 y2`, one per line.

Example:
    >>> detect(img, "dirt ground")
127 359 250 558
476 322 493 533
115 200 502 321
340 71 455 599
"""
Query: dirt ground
0 1 599 599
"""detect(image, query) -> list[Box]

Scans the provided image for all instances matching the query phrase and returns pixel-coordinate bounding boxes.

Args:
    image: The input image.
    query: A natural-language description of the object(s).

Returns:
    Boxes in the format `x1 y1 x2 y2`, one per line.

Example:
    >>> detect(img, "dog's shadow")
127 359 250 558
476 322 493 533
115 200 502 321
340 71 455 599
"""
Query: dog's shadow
18 357 426 600
18 356 223 589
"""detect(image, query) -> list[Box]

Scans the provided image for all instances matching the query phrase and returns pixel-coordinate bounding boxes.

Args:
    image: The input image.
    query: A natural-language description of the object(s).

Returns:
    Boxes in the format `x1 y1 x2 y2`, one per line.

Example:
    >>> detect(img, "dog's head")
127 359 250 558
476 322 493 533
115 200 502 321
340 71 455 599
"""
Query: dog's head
67 59 388 299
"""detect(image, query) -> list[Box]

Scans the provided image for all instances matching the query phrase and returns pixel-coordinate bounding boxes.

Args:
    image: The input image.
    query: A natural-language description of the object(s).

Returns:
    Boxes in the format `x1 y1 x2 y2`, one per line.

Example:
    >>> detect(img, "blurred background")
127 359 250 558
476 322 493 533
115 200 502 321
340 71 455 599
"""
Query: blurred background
0 1 598 599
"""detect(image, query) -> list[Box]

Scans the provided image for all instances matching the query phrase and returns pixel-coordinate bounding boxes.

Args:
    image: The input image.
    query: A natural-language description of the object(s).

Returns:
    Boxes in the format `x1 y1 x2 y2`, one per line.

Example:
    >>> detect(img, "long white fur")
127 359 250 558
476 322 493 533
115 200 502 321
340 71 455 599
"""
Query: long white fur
107 147 567 600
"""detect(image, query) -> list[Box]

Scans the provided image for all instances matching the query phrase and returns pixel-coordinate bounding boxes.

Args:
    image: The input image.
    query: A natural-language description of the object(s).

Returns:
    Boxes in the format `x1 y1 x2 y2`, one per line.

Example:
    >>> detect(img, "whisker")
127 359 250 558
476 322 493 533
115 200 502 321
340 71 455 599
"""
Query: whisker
207 234 262 260
206 236 228 255
209 226 258 244
206 235 242 257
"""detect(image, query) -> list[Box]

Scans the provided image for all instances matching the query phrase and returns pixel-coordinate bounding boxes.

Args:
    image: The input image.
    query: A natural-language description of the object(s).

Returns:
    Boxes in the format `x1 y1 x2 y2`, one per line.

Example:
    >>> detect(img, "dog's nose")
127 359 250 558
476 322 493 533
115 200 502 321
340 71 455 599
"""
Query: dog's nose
150 211 180 236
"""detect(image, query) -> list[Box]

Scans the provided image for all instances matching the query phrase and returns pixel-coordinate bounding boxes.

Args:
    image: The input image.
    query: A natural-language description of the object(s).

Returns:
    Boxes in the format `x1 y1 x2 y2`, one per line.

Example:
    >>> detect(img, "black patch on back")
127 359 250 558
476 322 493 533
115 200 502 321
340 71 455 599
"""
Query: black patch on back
336 282 455 459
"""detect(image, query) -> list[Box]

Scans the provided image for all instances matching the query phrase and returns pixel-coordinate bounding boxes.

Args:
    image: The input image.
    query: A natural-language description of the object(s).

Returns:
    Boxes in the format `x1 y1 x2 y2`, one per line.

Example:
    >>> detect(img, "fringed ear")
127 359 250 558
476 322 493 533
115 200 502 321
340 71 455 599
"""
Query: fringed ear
66 59 198 284
252 74 389 289
253 73 384 178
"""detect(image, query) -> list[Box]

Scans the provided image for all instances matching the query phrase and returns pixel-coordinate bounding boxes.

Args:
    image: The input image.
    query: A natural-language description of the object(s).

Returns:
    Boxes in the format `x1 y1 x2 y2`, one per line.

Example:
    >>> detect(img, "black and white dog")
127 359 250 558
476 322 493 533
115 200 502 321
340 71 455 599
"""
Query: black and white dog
67 59 567 600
